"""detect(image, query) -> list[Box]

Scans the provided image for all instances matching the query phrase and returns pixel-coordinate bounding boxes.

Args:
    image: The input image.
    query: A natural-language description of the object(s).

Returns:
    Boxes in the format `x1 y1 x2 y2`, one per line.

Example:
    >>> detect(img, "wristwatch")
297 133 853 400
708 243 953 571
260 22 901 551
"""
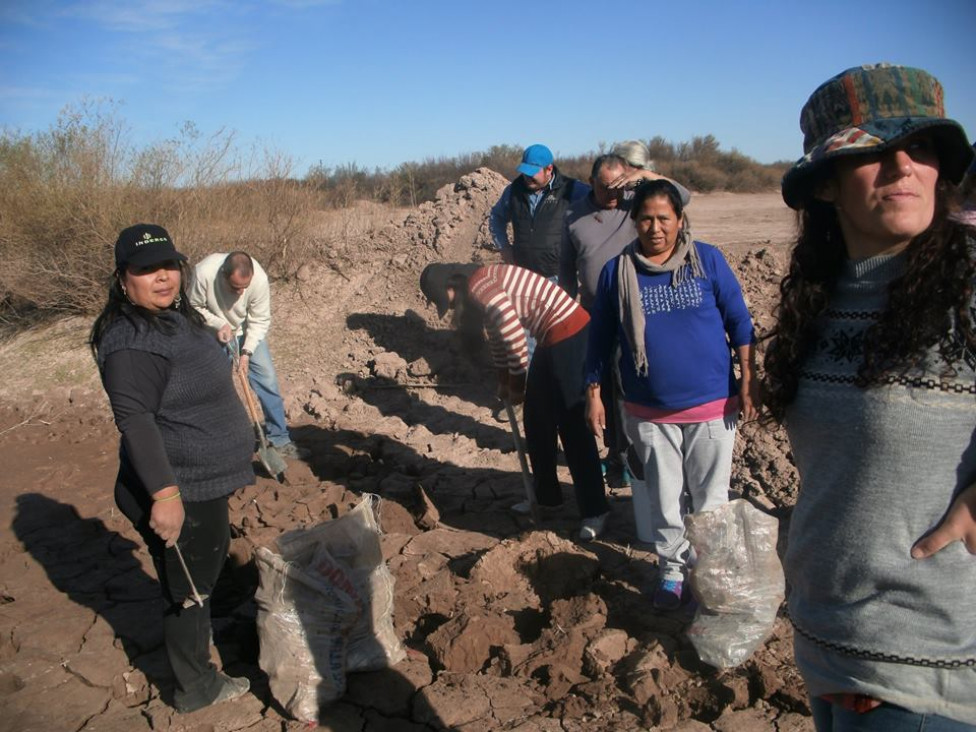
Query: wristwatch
241 348 253 357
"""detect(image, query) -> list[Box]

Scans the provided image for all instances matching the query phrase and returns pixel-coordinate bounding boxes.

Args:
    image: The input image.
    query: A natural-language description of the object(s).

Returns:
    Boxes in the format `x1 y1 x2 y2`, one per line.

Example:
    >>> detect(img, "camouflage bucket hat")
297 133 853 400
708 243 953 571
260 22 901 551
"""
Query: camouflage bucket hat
781 63 973 209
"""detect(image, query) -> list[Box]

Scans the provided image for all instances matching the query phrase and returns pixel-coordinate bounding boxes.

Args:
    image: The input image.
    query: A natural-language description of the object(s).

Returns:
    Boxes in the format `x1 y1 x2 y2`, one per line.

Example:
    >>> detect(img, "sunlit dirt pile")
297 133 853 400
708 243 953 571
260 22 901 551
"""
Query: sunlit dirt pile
0 172 811 731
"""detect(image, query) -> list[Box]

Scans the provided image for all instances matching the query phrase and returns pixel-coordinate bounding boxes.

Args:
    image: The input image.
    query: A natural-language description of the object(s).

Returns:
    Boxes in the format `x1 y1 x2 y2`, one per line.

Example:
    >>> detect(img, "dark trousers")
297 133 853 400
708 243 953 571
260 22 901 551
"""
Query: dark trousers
524 325 609 519
600 363 630 471
116 477 230 711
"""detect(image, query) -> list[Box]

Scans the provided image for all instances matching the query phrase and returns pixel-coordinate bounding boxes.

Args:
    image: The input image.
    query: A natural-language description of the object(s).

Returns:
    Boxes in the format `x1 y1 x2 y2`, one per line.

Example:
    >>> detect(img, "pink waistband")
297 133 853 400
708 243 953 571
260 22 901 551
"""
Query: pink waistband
624 396 739 424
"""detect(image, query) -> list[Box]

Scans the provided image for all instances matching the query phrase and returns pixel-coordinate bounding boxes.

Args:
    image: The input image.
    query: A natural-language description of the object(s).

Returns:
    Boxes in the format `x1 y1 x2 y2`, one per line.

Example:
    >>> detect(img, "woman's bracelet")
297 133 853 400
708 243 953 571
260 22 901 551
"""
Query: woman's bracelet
153 490 181 503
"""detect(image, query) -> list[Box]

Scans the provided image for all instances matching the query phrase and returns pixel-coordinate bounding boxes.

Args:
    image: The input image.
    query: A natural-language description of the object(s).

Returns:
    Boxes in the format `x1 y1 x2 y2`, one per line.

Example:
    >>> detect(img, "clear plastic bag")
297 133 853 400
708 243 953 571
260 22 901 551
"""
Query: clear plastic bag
684 499 785 668
276 494 406 672
255 494 406 721
254 546 361 721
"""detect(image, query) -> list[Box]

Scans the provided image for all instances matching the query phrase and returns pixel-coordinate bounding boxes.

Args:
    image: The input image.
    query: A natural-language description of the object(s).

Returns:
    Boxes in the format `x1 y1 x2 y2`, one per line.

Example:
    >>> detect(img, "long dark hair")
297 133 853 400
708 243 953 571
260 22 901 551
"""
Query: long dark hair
762 184 975 423
89 261 205 362
447 272 487 358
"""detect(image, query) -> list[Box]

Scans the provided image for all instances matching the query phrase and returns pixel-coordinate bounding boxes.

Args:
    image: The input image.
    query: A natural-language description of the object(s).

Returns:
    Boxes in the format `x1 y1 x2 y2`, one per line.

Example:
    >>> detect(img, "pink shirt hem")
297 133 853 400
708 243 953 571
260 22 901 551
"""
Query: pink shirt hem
624 396 739 424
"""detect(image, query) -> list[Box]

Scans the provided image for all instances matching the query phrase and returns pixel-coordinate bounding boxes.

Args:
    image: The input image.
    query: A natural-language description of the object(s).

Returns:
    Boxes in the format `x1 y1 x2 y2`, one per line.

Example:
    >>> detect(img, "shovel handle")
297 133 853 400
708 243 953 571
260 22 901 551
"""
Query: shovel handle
504 400 540 523
229 346 264 431
173 544 206 608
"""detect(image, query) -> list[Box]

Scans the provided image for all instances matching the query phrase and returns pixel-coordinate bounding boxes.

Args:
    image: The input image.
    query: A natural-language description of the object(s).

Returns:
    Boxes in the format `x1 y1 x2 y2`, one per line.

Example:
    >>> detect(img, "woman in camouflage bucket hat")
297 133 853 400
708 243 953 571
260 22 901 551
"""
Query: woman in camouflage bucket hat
764 64 976 730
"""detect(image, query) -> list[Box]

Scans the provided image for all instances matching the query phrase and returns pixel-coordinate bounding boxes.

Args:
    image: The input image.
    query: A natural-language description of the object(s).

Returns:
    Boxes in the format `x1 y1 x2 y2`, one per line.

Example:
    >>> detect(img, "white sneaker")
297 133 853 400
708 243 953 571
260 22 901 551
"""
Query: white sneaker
511 500 561 516
579 512 609 542
511 500 532 515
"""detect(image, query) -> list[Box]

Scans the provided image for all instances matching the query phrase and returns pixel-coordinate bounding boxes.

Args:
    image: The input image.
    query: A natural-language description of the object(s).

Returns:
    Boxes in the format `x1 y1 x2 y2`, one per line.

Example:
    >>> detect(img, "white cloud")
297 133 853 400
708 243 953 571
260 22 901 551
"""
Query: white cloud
270 0 341 7
53 1 256 93
0 85 62 103
64 0 229 33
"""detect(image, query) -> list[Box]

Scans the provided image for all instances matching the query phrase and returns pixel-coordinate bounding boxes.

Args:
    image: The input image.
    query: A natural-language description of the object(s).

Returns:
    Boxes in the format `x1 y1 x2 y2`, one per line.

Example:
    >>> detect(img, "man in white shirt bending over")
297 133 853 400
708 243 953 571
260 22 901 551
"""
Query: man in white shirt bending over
190 251 306 459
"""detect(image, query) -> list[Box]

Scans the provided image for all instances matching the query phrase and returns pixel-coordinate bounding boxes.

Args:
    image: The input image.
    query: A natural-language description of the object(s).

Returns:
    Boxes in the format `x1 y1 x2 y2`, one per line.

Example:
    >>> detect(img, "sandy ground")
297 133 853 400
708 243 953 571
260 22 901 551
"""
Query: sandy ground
0 173 813 731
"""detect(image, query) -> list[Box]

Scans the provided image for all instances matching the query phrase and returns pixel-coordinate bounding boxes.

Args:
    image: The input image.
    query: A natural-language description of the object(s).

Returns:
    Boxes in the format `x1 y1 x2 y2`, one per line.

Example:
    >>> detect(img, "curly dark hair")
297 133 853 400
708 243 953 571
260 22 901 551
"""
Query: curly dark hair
762 184 976 424
89 261 205 363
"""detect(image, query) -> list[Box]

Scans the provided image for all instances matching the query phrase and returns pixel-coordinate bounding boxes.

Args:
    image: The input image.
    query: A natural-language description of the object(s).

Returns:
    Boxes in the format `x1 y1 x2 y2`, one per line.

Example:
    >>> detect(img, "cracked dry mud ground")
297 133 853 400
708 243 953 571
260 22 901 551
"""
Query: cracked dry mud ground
0 173 813 731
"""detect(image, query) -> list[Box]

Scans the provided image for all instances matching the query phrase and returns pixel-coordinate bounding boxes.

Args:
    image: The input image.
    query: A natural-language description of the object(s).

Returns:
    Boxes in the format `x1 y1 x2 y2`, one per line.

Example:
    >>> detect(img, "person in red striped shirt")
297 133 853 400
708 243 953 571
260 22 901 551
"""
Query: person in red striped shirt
421 263 610 540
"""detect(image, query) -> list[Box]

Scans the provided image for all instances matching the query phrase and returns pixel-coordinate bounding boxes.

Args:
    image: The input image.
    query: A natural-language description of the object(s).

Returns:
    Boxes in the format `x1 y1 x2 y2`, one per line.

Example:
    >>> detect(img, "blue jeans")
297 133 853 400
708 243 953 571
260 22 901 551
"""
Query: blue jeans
239 337 291 447
810 697 976 732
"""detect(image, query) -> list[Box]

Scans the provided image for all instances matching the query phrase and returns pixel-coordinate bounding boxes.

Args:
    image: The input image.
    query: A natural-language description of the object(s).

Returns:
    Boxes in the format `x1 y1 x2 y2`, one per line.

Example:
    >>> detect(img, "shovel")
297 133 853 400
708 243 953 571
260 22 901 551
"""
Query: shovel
230 344 287 482
173 543 207 609
504 399 540 523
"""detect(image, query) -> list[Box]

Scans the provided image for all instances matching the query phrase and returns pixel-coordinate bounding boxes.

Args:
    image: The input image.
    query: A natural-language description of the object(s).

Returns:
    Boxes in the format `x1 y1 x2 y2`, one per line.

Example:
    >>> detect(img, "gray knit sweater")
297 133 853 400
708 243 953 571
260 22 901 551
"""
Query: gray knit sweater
97 312 255 502
785 252 976 721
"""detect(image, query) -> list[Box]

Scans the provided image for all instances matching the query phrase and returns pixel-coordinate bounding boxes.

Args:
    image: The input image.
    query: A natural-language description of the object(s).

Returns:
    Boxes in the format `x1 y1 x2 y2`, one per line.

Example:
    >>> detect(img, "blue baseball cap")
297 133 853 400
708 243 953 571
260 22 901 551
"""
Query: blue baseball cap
516 144 554 177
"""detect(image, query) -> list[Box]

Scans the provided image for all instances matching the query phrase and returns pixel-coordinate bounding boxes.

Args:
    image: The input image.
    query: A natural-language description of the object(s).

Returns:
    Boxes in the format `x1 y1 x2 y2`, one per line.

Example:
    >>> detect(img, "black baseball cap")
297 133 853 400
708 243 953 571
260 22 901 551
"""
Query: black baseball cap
114 224 187 270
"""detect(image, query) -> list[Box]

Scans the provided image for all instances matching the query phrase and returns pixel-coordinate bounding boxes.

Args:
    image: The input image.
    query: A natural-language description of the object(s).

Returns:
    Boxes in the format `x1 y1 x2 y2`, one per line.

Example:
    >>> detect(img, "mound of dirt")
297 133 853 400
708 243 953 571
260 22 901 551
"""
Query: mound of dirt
0 174 811 731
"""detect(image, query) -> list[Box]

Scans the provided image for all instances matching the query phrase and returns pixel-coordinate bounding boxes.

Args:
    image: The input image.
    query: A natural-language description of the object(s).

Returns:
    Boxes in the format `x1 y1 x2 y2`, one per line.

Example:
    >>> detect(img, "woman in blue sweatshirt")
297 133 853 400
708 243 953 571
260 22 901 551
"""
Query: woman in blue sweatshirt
585 179 758 610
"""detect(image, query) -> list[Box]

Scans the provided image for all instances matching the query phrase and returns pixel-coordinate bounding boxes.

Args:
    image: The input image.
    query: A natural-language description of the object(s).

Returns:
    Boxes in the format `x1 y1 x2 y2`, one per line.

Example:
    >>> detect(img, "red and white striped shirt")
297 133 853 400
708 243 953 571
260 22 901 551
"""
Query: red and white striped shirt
467 265 588 374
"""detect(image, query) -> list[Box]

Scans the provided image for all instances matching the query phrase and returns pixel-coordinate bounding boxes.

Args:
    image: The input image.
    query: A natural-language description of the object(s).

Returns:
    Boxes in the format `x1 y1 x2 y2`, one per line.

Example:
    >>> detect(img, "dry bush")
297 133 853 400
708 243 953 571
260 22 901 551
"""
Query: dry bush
1 98 792 336
302 137 789 209
0 101 135 321
0 102 317 330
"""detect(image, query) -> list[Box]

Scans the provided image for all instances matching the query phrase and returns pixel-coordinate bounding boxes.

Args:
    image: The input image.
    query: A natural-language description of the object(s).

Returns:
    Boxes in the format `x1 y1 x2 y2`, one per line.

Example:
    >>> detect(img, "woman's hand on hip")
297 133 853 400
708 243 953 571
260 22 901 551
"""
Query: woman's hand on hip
911 481 976 559
149 486 185 547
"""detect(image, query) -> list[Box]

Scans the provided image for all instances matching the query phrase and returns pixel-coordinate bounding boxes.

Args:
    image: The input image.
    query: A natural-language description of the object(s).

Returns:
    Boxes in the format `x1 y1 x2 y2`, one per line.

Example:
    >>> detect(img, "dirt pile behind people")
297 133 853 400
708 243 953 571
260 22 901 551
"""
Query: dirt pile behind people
0 175 810 730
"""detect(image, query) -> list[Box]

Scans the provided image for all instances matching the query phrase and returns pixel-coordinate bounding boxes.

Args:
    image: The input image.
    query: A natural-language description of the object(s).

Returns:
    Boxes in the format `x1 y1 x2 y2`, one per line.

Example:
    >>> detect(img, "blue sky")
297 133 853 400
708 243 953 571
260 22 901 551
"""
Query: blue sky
1 0 974 176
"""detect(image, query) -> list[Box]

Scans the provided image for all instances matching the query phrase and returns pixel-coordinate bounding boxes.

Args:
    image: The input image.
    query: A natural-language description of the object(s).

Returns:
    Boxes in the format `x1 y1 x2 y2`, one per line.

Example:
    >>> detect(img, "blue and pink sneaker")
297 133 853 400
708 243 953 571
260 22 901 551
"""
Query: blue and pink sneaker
653 577 684 611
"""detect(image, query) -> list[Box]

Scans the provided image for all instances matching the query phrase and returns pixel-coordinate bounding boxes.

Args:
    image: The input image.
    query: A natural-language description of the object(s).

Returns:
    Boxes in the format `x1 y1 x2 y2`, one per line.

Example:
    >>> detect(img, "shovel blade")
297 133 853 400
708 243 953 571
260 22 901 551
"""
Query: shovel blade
258 444 288 482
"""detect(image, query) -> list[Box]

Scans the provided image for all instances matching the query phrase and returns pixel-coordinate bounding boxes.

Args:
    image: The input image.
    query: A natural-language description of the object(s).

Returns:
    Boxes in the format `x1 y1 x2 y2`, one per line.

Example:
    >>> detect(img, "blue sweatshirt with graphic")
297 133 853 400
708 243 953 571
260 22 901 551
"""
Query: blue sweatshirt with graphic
585 242 754 410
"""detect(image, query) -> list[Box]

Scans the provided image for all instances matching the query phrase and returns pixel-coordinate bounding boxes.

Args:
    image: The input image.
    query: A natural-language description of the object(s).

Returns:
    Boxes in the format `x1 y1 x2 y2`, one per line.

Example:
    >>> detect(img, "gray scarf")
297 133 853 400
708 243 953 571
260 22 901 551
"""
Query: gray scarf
616 228 705 377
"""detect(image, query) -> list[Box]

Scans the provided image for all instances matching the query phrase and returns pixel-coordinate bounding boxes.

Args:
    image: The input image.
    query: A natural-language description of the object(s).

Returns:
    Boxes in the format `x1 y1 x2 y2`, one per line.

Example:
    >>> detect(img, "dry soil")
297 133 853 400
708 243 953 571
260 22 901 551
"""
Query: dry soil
0 171 812 731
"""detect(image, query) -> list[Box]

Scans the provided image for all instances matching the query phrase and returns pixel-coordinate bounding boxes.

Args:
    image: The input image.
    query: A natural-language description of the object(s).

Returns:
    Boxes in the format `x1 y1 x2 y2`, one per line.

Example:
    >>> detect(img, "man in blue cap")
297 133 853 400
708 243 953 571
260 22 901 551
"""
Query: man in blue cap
489 144 588 279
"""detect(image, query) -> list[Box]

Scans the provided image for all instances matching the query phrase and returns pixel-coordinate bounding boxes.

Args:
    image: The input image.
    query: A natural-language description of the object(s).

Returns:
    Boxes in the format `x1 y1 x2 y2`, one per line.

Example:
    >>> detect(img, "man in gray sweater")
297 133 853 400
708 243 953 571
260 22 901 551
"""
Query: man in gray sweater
560 154 690 309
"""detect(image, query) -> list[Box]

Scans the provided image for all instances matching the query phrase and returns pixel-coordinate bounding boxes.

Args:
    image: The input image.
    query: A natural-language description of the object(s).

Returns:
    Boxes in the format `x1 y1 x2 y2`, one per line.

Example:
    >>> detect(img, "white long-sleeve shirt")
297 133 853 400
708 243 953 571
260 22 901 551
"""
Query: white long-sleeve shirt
189 252 271 354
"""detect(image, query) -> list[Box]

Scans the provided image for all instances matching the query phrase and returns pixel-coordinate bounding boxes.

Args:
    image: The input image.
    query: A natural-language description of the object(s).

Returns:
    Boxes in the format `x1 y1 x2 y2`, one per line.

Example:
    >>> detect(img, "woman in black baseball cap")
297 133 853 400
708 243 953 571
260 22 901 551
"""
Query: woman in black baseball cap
90 224 255 712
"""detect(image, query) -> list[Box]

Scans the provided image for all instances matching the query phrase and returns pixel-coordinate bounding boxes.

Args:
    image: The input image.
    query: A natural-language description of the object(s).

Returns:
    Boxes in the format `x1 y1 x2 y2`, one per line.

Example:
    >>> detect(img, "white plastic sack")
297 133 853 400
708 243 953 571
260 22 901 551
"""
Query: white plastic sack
276 493 406 672
254 546 361 722
684 499 785 668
